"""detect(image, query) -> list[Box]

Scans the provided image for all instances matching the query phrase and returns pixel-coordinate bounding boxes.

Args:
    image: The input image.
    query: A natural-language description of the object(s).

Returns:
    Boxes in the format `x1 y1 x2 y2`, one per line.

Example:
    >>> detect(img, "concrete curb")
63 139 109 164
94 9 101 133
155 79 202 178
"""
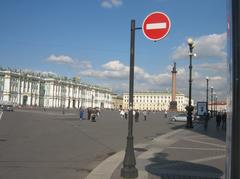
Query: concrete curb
85 129 186 179
85 151 125 179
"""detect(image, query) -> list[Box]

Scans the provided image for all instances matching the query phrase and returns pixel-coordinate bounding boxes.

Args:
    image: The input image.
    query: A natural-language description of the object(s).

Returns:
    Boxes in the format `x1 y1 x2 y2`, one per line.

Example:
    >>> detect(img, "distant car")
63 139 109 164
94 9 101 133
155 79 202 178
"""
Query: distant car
3 105 14 112
170 113 187 122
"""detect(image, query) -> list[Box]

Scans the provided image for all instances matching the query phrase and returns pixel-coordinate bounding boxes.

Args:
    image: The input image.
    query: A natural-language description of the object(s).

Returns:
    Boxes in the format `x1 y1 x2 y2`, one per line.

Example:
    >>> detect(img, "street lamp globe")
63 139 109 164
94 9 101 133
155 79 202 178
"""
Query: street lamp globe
187 38 194 46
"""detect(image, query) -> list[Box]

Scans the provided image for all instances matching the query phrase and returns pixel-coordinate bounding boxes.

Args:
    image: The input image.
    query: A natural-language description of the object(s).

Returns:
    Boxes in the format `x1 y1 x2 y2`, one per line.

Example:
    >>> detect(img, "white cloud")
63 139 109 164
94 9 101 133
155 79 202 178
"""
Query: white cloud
73 61 92 69
102 60 127 71
79 60 172 86
47 54 74 64
80 60 128 79
47 54 92 69
101 0 123 8
171 32 226 60
195 59 227 72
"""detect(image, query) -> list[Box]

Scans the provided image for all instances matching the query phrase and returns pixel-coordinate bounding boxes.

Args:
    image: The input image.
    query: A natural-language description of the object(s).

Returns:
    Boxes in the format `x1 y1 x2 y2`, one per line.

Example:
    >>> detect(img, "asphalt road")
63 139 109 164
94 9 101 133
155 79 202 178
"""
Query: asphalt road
0 109 184 179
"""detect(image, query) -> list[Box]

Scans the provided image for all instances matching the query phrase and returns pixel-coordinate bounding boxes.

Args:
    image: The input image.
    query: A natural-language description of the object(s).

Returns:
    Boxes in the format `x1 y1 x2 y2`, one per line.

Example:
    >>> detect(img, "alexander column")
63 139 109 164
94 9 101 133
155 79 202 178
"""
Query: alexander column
169 62 177 111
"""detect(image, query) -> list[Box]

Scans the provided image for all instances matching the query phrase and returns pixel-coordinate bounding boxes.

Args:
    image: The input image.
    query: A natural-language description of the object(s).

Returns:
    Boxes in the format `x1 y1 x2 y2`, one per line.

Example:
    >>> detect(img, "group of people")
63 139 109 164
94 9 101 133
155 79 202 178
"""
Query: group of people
216 111 227 130
79 107 100 122
120 110 128 120
203 111 227 131
120 109 148 122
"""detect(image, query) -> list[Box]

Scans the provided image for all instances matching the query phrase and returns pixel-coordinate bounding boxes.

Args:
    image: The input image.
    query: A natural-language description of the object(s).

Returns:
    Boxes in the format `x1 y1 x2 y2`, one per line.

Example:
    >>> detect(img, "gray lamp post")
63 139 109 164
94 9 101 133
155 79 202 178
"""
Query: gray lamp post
210 86 213 118
121 19 138 178
186 38 194 128
206 77 209 113
213 92 217 116
215 95 218 114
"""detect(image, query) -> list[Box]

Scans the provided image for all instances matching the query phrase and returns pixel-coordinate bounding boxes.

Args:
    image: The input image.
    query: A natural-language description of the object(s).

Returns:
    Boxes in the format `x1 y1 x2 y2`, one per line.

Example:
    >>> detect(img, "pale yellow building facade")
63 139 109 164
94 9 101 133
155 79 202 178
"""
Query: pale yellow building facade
123 91 193 112
112 94 123 110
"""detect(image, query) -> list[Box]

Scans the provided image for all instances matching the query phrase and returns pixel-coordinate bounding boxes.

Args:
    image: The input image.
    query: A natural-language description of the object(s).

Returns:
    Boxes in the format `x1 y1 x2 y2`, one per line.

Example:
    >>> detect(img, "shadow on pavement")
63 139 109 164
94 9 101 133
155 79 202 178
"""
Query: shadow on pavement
145 152 223 179
169 119 226 142
193 119 226 142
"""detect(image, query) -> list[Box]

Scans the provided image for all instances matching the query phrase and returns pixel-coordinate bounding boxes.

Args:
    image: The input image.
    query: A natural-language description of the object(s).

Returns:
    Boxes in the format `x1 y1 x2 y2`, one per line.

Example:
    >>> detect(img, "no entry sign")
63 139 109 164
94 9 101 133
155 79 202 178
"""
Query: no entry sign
142 11 171 41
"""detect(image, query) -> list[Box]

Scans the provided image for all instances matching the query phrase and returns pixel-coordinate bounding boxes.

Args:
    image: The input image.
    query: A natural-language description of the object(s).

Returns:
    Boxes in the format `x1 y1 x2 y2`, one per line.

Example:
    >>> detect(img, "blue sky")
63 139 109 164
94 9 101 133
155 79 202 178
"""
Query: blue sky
0 0 227 101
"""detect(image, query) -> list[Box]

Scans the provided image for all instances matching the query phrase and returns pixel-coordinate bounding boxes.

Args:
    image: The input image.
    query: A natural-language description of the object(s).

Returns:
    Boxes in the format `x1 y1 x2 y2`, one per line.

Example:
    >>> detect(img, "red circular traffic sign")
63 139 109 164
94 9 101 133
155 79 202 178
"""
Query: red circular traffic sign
142 12 171 41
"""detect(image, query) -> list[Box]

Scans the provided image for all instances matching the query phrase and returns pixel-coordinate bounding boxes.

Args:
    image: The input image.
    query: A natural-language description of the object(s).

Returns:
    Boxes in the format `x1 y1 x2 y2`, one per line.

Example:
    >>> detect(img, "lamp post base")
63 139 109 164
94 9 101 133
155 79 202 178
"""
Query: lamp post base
185 105 194 128
121 167 138 178
121 135 138 178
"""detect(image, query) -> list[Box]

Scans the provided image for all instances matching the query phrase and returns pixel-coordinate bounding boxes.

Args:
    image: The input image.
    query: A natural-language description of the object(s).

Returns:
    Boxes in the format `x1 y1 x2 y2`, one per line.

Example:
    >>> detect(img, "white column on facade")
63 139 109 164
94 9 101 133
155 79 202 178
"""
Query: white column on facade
79 87 81 108
56 83 59 107
3 73 10 102
17 76 21 105
57 84 59 107
30 80 32 106
52 83 54 107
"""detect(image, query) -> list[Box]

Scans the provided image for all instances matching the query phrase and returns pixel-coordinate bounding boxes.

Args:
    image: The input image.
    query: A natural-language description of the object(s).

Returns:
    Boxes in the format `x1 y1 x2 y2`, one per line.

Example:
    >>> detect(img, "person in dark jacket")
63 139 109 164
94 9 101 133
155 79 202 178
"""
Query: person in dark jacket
124 110 128 120
204 112 209 130
216 112 221 131
135 110 140 122
222 112 227 130
79 107 84 120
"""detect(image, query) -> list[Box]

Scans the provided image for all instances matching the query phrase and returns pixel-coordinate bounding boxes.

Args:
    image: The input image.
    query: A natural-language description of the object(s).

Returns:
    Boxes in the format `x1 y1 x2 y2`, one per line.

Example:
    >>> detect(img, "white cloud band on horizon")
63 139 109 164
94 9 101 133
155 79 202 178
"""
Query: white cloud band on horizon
46 32 227 101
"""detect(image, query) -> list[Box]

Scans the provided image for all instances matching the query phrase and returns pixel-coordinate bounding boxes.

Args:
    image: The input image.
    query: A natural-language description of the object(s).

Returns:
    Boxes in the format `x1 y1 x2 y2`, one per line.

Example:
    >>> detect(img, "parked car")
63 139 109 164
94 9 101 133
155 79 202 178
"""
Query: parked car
170 113 187 122
2 105 14 112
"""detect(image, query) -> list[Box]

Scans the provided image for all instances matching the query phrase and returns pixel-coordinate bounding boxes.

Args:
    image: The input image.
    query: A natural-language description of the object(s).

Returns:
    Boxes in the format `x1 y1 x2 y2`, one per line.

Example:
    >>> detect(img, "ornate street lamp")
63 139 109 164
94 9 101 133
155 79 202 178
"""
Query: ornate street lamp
186 38 195 128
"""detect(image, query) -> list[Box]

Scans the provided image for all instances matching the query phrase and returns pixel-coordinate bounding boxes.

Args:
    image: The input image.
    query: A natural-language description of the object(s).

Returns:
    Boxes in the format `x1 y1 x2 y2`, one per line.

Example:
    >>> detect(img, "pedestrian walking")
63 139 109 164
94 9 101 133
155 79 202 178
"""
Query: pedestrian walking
164 110 168 118
87 108 91 120
135 110 139 122
120 110 125 119
124 110 128 120
216 112 221 131
204 112 209 130
143 110 147 121
91 109 96 122
222 111 227 130
79 107 84 120
96 108 101 118
133 110 136 117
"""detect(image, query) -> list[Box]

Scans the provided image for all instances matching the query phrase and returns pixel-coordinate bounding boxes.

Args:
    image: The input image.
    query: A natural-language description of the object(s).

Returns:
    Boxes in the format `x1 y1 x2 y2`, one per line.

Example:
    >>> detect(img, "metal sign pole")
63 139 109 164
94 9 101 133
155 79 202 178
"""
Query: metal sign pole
121 19 138 179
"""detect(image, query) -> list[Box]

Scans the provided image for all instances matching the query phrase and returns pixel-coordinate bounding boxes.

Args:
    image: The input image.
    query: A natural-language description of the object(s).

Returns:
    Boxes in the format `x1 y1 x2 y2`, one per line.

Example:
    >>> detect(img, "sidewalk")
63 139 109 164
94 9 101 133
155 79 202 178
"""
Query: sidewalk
86 119 226 179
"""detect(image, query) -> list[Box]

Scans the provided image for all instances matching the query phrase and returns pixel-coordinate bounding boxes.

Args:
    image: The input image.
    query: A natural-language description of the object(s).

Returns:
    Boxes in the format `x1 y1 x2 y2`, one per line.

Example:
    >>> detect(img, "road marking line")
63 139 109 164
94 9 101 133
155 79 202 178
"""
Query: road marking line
183 138 226 148
167 146 226 151
190 154 226 163
146 22 166 30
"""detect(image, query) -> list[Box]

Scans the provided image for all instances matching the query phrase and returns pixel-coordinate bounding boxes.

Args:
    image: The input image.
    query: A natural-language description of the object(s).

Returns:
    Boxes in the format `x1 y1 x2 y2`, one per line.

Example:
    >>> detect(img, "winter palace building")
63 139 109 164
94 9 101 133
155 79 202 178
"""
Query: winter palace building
0 68 112 109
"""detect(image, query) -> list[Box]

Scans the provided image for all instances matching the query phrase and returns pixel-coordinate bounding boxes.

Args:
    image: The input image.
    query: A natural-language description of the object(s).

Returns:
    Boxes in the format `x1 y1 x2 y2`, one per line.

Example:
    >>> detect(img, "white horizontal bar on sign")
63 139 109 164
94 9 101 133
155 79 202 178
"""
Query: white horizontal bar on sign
146 22 166 30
